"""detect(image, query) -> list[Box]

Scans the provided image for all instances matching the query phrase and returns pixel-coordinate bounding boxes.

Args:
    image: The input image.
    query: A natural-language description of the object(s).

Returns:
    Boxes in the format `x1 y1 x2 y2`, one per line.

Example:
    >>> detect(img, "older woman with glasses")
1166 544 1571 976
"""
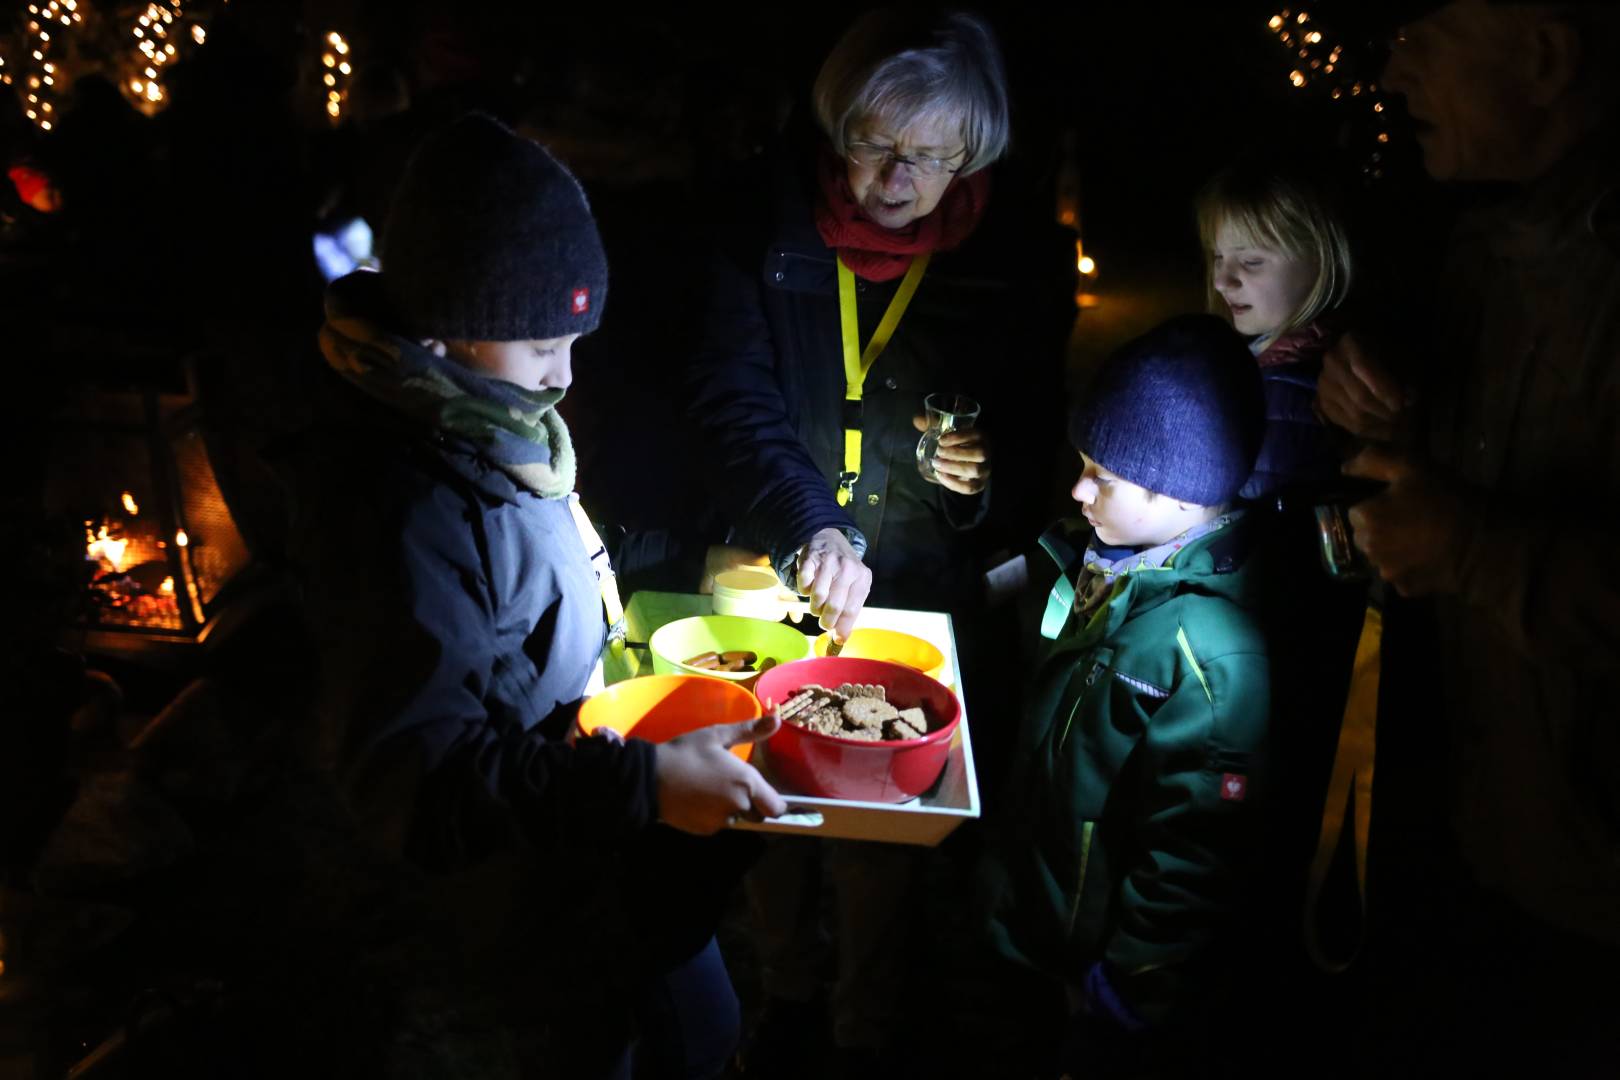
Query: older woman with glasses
687 9 1075 1074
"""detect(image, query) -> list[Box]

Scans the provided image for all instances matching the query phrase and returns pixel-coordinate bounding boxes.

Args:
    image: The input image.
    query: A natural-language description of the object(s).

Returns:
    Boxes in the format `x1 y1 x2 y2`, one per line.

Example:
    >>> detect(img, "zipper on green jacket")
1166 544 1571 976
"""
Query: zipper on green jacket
1066 820 1095 936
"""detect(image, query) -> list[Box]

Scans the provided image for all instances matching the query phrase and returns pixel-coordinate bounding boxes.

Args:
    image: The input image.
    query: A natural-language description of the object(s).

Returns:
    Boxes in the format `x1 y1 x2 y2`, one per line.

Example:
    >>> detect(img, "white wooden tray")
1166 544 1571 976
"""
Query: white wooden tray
595 594 981 847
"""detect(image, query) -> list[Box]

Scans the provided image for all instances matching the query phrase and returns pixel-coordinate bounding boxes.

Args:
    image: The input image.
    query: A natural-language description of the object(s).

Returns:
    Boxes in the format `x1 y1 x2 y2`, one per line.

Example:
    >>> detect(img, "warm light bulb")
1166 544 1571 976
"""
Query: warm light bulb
175 529 189 547
1078 255 1096 275
1289 70 1306 87
1268 15 1283 30
121 492 139 514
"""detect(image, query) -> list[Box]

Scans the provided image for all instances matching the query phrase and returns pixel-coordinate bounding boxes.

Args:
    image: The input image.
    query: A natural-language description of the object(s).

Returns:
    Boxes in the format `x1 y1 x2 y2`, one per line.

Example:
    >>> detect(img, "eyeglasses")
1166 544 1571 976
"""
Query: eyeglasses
845 141 964 178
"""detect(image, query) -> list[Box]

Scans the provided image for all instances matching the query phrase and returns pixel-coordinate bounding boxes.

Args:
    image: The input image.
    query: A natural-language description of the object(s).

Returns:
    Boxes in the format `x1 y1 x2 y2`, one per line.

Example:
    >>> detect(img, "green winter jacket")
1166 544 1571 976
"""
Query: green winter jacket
986 514 1272 1027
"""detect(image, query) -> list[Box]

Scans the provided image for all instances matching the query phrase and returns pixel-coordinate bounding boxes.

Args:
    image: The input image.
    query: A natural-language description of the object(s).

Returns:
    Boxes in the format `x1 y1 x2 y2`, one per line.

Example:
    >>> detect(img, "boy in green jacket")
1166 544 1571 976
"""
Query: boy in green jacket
985 315 1269 1073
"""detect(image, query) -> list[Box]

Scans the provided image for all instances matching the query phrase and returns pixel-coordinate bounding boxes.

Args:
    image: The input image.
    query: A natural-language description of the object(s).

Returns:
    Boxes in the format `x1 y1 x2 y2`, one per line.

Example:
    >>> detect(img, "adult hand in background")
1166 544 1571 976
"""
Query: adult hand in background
1316 332 1413 443
655 714 787 834
1342 445 1476 597
913 413 991 495
796 527 872 643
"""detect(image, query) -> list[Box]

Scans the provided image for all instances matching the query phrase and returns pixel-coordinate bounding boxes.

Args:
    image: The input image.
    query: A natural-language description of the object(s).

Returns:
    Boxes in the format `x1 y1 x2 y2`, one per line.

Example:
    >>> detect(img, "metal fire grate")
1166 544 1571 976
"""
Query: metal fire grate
45 369 253 656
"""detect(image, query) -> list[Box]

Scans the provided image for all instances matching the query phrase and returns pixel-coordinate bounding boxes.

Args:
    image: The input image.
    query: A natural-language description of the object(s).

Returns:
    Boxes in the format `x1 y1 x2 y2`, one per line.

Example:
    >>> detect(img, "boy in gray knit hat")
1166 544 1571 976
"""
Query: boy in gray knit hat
983 315 1274 1075
288 113 781 1077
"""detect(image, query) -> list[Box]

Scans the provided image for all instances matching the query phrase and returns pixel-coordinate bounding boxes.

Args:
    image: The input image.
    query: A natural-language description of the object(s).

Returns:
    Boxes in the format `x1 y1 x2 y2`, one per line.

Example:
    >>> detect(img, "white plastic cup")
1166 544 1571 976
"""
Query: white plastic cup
711 567 808 621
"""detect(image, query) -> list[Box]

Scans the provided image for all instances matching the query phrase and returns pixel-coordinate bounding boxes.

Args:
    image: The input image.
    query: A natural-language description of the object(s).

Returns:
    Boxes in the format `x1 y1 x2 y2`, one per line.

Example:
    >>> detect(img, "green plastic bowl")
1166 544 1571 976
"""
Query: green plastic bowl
649 614 812 689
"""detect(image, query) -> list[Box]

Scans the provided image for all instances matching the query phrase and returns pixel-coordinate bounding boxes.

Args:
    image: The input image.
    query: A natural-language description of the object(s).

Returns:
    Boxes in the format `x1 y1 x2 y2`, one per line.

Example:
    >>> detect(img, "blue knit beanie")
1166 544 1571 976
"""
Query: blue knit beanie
380 112 608 342
1069 315 1264 506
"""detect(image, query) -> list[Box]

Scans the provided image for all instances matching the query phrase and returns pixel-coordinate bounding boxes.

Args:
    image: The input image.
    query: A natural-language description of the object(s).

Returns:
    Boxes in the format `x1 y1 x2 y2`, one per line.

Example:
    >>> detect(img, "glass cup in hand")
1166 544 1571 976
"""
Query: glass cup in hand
916 393 981 484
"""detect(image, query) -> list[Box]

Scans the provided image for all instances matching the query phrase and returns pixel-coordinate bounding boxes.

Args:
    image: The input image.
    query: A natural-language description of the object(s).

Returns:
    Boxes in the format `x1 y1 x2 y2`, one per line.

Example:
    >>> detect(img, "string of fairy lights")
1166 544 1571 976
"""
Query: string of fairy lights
2 2 354 131
124 1 187 116
1268 5 1392 179
321 30 352 124
16 0 81 132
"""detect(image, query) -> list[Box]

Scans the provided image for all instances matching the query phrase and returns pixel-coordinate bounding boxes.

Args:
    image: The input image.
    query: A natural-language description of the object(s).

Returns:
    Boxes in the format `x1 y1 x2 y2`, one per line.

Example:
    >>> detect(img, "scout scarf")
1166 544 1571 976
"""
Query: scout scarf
1073 512 1241 620
319 282 577 498
813 146 990 282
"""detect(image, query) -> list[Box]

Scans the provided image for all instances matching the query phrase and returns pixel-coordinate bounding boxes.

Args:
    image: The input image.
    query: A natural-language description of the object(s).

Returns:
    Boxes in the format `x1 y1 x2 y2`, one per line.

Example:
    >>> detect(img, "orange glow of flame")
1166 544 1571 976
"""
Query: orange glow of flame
160 576 175 596
175 529 189 548
86 524 130 572
121 491 139 515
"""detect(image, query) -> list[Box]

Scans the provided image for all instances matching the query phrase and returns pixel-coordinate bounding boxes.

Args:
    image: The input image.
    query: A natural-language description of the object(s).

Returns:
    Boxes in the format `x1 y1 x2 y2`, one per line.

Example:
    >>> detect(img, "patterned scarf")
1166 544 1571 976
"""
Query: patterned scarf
318 273 577 498
812 145 990 282
1073 512 1242 620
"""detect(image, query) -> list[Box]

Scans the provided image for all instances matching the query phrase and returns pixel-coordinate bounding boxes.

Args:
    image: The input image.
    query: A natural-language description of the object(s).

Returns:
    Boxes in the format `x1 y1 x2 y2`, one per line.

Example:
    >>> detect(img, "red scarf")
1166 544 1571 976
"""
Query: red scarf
812 147 991 282
1256 320 1336 368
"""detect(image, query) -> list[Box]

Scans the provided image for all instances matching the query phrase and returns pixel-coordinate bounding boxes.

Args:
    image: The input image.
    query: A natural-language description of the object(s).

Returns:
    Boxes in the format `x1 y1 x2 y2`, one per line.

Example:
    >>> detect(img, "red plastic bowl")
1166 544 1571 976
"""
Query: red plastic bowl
754 656 962 803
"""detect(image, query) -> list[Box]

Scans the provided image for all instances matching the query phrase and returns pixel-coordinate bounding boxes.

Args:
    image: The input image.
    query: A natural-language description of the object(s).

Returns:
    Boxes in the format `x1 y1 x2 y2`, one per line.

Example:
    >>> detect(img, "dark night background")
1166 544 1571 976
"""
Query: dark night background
0 1 1452 1075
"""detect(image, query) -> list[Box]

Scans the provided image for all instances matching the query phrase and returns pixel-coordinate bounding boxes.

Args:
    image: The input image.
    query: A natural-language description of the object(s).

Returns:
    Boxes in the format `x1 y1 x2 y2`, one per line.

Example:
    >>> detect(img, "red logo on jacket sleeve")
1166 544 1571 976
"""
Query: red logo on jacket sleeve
1220 773 1248 801
571 288 590 314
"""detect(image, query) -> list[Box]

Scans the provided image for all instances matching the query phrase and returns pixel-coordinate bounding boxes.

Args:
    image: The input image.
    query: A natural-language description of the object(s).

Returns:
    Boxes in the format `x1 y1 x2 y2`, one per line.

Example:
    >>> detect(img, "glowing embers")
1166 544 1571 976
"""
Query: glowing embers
47 378 254 653
83 508 185 631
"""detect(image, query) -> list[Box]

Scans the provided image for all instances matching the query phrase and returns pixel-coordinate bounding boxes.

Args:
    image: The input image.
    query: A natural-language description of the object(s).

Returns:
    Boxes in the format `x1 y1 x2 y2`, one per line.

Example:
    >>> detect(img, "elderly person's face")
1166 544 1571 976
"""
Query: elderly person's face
844 111 966 230
1381 0 1551 182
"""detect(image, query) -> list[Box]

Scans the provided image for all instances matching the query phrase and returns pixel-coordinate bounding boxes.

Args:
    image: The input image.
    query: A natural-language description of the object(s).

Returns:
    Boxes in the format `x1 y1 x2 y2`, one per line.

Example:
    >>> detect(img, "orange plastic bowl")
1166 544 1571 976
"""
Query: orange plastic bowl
754 657 961 803
577 675 762 761
812 627 946 684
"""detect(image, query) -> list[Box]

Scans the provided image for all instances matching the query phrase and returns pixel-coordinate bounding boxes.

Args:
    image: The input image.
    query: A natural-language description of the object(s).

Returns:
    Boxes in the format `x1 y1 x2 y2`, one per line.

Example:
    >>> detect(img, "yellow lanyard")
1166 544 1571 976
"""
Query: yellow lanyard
567 495 627 656
835 253 931 505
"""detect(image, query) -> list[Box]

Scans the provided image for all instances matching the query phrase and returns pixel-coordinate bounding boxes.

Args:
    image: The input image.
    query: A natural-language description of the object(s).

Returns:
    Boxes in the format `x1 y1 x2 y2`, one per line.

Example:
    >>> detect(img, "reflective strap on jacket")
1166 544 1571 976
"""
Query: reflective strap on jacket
835 253 930 505
1038 529 1082 640
1174 626 1213 704
1302 602 1380 973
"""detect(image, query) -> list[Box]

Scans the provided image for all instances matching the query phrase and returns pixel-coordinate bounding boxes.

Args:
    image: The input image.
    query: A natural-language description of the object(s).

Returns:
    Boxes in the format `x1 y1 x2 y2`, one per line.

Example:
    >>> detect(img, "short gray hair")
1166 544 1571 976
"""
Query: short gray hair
812 10 1010 176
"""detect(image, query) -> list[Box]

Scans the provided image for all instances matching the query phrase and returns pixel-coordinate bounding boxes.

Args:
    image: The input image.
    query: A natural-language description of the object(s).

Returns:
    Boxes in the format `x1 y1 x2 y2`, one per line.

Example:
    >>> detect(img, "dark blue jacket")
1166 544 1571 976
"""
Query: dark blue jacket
1240 322 1343 504
287 313 656 875
688 127 1076 611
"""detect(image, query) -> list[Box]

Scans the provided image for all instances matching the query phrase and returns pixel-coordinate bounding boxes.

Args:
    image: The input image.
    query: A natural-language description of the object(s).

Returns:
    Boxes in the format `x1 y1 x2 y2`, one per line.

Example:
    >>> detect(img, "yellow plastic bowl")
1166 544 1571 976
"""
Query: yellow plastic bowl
577 674 761 761
812 627 946 684
648 614 812 690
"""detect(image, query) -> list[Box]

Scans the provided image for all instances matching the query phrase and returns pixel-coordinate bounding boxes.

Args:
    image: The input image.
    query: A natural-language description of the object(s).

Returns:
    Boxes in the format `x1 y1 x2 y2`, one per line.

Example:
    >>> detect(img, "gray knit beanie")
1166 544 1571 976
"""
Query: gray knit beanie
379 112 608 341
1069 314 1264 506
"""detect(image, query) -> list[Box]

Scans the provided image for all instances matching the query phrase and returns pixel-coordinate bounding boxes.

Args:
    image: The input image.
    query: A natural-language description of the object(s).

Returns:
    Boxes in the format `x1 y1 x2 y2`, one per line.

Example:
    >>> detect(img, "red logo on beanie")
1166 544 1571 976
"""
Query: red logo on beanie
1220 773 1248 801
571 288 590 315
